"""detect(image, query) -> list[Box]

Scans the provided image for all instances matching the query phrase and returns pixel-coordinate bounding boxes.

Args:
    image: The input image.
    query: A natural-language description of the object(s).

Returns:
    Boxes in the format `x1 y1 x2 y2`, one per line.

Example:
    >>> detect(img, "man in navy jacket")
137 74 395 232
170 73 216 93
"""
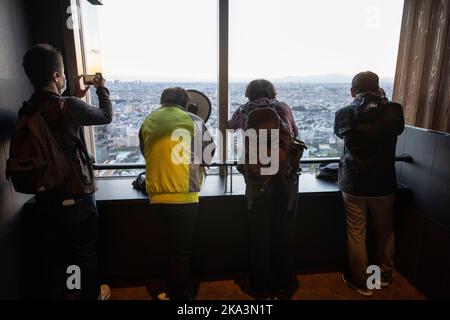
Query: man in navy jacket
334 71 405 297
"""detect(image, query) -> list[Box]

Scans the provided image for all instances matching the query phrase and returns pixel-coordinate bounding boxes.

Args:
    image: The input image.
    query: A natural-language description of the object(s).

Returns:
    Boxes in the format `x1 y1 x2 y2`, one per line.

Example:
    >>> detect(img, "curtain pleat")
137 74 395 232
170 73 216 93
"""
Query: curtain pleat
393 0 450 133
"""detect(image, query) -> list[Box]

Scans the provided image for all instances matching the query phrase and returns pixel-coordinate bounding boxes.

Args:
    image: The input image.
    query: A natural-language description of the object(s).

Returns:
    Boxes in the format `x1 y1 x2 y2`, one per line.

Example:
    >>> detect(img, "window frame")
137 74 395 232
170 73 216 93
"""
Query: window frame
63 0 98 157
65 0 404 178
68 0 230 176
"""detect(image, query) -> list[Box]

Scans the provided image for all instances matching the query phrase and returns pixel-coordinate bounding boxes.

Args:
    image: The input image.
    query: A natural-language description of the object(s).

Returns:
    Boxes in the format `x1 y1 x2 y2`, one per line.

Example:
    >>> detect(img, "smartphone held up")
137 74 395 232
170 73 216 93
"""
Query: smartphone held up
82 72 104 86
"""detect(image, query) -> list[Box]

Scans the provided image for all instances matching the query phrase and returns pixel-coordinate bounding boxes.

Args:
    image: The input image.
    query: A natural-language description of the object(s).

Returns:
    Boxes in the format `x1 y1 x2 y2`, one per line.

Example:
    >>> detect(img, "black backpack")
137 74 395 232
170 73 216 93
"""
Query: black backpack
6 100 70 194
132 172 147 194
237 100 307 186
315 162 339 182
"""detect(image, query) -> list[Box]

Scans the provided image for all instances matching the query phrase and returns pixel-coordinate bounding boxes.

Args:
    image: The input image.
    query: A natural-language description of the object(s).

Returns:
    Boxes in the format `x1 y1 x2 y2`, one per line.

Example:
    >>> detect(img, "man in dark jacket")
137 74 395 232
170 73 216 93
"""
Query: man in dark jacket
334 71 404 297
19 44 113 299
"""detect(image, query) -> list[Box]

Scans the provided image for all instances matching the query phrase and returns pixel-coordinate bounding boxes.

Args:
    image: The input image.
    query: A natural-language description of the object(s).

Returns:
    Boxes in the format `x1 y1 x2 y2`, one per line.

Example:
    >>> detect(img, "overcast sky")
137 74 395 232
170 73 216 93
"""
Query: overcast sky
88 0 404 82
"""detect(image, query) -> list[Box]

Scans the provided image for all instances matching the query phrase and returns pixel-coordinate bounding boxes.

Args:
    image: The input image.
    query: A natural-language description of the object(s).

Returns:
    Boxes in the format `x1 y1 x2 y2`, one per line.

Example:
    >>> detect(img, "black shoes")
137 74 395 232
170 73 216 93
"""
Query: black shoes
341 273 373 297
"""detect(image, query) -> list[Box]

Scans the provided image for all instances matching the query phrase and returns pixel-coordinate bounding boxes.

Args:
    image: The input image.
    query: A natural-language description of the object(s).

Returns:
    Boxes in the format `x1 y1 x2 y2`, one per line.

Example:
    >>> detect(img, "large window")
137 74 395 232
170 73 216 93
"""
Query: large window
229 0 403 160
79 0 218 176
78 0 403 176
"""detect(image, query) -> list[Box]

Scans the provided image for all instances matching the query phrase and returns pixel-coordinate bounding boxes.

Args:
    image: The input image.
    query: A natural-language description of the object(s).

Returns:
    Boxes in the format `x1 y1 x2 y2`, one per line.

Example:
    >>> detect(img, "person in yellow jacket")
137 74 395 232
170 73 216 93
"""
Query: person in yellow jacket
139 87 215 300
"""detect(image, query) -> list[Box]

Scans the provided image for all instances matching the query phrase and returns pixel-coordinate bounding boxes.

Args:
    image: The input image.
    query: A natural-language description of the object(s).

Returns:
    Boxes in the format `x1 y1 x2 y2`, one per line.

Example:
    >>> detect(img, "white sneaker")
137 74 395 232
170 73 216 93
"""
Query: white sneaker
98 284 111 300
157 292 170 301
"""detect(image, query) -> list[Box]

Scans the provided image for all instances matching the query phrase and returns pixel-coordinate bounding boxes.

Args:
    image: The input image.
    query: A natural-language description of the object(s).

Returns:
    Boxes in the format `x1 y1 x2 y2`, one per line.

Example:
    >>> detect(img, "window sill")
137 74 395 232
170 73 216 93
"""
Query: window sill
93 172 340 203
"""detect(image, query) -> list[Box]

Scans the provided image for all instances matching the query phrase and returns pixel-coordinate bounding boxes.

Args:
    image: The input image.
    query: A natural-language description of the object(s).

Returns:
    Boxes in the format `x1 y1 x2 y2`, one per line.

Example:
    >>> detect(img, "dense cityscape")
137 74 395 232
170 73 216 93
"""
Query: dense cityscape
90 81 393 176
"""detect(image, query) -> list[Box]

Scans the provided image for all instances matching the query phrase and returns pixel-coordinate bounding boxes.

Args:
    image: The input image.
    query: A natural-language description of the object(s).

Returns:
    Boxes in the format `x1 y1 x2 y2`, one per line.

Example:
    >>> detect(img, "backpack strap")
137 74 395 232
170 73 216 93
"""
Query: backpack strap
240 99 279 114
58 99 95 166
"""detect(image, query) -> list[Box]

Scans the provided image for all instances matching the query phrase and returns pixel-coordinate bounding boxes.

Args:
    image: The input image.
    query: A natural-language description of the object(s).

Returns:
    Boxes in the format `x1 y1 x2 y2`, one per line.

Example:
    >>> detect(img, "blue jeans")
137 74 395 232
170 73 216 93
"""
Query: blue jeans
35 193 100 300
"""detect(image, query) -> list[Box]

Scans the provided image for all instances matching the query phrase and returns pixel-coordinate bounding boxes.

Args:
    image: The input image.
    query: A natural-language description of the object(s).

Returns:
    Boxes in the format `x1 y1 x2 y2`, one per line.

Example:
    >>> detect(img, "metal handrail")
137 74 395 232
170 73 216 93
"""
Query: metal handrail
92 154 413 171
93 154 413 194
92 158 337 171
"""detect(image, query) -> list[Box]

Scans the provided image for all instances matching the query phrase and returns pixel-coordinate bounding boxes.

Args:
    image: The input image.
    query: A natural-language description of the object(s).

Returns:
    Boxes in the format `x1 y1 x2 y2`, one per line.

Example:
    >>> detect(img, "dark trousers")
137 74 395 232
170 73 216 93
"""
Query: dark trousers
152 203 199 300
247 178 299 297
35 193 99 300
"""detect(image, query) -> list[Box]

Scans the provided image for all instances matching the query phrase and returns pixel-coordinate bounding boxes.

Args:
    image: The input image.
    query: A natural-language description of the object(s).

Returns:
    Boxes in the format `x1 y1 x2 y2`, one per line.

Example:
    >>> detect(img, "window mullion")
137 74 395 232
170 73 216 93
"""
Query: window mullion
218 0 229 177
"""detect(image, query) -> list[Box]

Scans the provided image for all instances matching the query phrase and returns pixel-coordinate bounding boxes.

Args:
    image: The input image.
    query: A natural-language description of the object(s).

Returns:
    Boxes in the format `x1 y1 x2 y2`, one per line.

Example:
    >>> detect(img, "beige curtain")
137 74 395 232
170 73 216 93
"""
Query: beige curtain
393 0 450 133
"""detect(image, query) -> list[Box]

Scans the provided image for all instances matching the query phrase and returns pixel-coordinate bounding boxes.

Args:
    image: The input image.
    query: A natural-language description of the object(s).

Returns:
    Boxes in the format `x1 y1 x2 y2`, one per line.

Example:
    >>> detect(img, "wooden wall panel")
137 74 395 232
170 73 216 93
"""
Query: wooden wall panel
394 0 417 107
0 0 33 229
0 0 33 300
393 0 450 134
417 0 450 129
396 126 450 298
435 22 450 133
0 142 14 227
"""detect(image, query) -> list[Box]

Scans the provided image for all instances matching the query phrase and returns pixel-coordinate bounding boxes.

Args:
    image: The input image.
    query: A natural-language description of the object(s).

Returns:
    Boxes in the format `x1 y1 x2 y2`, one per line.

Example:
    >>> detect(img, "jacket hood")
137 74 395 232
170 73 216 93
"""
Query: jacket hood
350 92 389 124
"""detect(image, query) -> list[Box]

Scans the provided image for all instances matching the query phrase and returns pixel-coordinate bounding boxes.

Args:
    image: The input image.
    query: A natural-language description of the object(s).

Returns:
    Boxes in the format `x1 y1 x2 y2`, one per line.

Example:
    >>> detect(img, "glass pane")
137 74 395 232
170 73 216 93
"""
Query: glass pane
229 0 403 163
80 0 218 177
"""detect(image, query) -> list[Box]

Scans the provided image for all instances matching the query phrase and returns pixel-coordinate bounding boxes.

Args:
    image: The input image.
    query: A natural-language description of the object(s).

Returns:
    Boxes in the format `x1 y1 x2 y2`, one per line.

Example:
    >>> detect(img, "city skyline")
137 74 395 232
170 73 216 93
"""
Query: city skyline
99 73 396 84
90 80 394 176
80 0 402 177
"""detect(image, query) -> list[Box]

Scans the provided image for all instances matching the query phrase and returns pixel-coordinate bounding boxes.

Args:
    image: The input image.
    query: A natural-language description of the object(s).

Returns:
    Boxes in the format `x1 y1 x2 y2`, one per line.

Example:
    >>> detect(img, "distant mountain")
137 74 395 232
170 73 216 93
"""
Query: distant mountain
109 73 394 84
274 73 394 84
274 73 352 83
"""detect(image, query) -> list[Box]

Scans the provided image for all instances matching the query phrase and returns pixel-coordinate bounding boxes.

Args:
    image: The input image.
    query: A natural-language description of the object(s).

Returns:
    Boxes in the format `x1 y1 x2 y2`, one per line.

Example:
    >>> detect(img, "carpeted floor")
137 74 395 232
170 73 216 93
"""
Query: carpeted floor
109 271 425 300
